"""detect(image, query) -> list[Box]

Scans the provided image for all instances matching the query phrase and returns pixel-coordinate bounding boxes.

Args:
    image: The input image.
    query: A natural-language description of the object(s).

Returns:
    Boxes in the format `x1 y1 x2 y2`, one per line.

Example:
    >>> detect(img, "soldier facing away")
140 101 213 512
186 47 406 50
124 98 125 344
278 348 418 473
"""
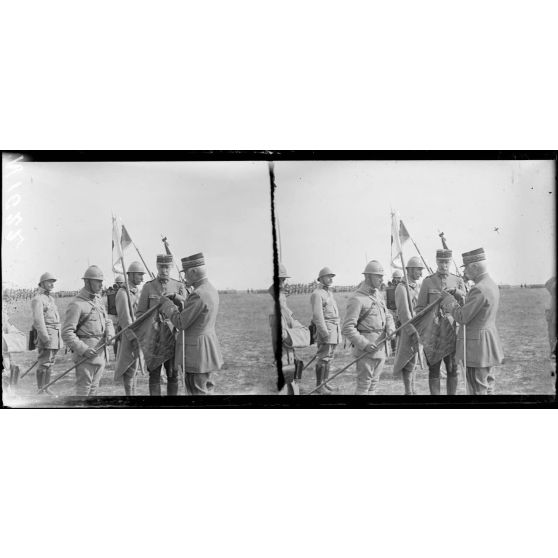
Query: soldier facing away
62 266 115 396
342 260 395 395
114 261 146 395
136 254 186 396
393 257 425 395
310 267 341 394
30 272 63 395
441 248 504 395
415 249 466 395
157 253 224 395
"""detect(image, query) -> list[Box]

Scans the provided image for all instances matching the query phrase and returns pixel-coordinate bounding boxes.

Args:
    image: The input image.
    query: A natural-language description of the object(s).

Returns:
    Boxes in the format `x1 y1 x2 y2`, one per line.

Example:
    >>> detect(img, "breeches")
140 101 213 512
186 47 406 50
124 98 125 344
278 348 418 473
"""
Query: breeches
427 353 457 379
75 360 106 396
355 355 385 395
316 341 337 365
466 367 495 395
38 348 58 371
148 359 179 395
185 372 215 395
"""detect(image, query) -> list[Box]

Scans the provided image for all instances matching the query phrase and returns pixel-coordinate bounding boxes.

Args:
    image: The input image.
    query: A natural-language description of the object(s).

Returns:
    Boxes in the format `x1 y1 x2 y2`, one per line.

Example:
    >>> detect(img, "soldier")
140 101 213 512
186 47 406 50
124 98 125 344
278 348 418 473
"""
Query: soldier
30 272 63 395
136 254 186 396
415 249 466 395
157 253 223 395
62 266 115 396
106 274 124 357
441 248 504 395
545 276 556 358
114 261 146 395
388 269 403 288
310 267 341 394
386 270 403 351
393 257 425 395
342 260 395 395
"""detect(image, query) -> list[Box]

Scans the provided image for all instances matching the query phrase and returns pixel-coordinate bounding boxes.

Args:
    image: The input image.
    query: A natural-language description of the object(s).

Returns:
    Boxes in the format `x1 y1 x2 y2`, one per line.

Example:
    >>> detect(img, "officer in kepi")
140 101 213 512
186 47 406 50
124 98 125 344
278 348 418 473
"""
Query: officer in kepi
136 254 186 396
441 248 504 395
62 266 115 396
415 249 466 395
342 260 395 395
310 267 341 394
31 272 63 395
157 253 224 395
114 261 146 395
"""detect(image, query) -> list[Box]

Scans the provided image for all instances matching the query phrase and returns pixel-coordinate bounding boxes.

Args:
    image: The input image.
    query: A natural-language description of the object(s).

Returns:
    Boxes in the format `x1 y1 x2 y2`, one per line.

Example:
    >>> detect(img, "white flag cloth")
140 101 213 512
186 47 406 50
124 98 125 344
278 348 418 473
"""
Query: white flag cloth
112 215 132 275
390 211 410 269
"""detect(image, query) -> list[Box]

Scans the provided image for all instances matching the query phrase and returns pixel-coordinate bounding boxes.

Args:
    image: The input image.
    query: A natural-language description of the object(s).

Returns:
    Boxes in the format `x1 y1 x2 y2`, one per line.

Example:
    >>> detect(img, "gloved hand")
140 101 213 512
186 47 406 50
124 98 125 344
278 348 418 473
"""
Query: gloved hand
365 343 378 353
446 288 464 304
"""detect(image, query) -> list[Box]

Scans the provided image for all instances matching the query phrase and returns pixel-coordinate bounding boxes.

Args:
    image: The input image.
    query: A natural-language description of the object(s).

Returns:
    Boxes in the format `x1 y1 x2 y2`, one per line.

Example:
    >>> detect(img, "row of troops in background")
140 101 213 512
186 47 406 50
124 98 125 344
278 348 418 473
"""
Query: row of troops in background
23 252 223 397
274 247 507 395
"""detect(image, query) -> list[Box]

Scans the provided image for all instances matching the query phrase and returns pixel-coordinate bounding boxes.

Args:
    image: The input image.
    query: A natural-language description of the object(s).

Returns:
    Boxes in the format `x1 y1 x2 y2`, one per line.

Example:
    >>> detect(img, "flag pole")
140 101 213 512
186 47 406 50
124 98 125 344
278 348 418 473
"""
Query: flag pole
409 236 433 275
308 296 443 394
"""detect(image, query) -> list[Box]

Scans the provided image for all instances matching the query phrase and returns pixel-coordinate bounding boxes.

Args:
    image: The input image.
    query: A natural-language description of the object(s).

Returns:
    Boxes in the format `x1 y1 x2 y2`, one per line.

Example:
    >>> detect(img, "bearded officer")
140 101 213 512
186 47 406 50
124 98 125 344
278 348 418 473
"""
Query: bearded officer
62 266 115 396
393 257 425 395
342 260 395 395
310 267 341 394
30 272 63 395
441 248 504 395
136 254 186 396
157 253 223 395
415 249 466 395
114 261 146 395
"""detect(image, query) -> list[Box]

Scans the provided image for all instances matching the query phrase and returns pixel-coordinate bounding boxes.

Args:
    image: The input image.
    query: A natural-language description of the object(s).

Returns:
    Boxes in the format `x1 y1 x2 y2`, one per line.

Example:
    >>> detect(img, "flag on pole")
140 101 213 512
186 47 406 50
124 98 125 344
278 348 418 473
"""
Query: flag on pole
112 215 132 275
391 211 411 269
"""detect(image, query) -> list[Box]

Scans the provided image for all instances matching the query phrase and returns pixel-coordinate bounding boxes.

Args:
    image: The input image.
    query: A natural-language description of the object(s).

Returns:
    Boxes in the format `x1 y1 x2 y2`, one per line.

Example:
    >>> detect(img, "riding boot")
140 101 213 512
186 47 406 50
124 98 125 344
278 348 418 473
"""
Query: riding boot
322 362 334 392
314 364 327 394
428 377 441 395
446 374 459 395
36 368 45 391
167 379 179 396
402 370 413 395
149 376 161 396
9 364 20 386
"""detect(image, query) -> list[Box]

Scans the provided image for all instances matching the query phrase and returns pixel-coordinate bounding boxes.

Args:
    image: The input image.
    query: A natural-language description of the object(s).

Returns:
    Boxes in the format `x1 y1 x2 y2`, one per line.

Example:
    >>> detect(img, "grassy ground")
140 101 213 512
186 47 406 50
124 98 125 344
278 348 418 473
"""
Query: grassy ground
2 287 555 403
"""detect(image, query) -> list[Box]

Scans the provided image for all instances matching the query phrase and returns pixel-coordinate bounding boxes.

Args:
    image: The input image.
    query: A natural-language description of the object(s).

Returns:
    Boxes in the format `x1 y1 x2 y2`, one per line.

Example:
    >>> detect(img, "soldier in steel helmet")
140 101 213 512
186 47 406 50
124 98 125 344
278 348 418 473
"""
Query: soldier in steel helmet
415 249 466 395
342 260 396 395
136 254 186 396
62 266 115 396
386 269 404 352
114 261 146 395
393 256 425 395
156 253 224 395
310 266 341 394
30 272 63 394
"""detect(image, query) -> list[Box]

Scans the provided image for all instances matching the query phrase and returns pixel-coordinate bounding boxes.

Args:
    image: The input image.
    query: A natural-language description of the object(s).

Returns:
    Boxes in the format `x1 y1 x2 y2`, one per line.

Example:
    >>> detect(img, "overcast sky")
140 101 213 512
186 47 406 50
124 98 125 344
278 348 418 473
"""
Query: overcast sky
274 160 555 286
2 157 555 290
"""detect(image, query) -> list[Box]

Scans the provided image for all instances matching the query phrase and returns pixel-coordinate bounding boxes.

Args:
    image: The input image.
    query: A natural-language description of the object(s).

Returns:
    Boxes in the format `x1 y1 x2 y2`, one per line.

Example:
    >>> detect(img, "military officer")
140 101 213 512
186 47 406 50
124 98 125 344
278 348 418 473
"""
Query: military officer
62 266 115 396
415 249 466 395
310 267 341 394
30 272 63 395
393 257 425 395
114 261 146 395
441 248 504 395
136 254 186 396
157 253 223 395
342 260 396 395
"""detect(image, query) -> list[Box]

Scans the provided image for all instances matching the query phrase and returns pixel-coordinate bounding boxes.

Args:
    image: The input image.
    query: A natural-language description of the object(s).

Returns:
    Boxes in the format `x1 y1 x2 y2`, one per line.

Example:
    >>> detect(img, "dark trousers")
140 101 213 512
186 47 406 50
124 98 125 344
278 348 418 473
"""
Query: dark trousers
148 358 179 396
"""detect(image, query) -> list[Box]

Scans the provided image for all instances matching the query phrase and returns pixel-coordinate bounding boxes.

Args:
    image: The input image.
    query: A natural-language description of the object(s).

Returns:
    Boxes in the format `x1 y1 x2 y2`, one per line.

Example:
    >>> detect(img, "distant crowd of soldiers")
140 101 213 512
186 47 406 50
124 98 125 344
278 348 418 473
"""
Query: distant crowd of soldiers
274 247 526 396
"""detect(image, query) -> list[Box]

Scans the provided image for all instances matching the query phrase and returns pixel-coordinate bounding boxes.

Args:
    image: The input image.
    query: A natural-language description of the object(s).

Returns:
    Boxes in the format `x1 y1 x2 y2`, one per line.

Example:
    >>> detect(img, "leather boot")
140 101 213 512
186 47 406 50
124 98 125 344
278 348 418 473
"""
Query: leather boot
322 362 334 392
36 368 45 391
429 377 441 395
167 379 179 396
9 364 20 386
314 364 328 394
149 378 161 396
402 371 413 395
446 374 459 395
42 370 55 395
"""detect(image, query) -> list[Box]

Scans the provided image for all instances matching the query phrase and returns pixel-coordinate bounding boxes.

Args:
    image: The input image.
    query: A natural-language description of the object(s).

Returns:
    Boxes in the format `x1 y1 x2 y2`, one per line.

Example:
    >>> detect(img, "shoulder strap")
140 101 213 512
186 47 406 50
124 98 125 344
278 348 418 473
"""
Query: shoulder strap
356 301 375 328
75 301 97 334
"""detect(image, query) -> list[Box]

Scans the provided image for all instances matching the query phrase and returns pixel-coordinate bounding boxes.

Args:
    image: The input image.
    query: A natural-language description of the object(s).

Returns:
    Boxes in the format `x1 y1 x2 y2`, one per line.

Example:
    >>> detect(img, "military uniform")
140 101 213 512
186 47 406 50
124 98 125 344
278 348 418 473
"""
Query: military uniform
114 285 141 395
393 279 420 394
62 288 115 396
160 274 223 395
442 249 504 395
415 265 465 395
136 274 186 395
31 286 63 391
342 282 395 395
310 281 341 391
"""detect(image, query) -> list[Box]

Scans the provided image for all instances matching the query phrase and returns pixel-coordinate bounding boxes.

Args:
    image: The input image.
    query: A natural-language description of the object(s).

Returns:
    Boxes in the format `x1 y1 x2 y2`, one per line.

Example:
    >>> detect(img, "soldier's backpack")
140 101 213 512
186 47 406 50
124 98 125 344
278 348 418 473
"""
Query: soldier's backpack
385 286 397 311
107 289 118 316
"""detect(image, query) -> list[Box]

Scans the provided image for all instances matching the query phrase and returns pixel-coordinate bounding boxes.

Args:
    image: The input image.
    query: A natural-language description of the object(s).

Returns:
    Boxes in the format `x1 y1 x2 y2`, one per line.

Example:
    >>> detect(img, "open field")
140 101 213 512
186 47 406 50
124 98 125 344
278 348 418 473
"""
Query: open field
2 287 556 403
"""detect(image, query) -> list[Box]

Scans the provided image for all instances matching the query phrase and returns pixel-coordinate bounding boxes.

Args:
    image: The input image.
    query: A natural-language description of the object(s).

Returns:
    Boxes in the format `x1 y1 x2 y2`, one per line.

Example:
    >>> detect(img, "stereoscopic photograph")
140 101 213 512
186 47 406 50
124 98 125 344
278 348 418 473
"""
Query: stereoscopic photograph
2 152 556 407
